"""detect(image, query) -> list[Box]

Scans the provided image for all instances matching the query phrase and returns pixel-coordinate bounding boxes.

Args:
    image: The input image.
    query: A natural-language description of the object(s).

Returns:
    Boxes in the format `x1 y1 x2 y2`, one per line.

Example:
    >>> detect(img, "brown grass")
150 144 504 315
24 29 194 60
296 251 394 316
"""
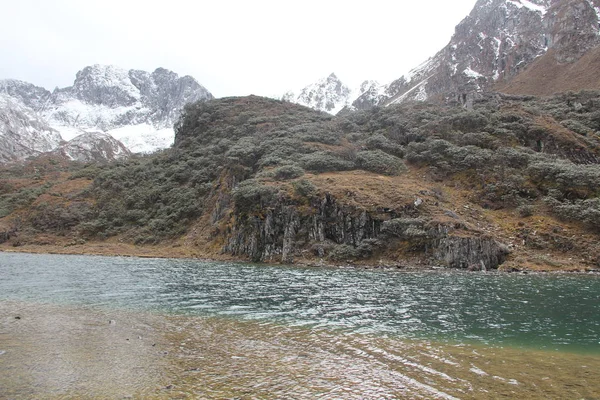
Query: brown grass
497 47 600 96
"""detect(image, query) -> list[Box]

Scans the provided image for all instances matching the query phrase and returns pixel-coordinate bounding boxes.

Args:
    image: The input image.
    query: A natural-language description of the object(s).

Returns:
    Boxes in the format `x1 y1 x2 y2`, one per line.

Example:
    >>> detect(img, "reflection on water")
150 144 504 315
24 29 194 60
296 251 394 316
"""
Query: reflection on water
1 253 600 398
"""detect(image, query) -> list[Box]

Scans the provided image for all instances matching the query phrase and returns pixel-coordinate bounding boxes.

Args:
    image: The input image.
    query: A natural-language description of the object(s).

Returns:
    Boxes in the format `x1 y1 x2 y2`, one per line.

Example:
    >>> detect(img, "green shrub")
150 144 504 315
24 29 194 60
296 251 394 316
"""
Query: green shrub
272 164 305 180
355 150 406 176
0 183 52 218
329 244 360 261
233 179 280 212
299 151 354 173
545 197 600 232
365 133 405 157
292 179 317 198
517 205 534 218
560 119 591 136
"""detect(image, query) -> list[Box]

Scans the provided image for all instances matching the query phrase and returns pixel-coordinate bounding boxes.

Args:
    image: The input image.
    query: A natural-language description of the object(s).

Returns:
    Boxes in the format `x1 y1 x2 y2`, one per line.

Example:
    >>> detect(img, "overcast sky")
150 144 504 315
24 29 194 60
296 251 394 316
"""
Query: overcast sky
1 0 478 97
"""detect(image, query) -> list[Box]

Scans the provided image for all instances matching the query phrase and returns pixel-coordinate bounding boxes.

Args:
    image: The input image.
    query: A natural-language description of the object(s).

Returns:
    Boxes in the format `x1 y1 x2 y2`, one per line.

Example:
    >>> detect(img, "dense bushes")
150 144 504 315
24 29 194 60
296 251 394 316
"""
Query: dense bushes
545 197 600 231
0 183 51 218
232 179 280 212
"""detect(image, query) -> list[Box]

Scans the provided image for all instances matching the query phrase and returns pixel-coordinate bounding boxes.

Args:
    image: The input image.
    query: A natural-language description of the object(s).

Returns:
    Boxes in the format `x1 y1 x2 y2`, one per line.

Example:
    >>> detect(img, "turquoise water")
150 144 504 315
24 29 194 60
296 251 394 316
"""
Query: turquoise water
1 252 599 353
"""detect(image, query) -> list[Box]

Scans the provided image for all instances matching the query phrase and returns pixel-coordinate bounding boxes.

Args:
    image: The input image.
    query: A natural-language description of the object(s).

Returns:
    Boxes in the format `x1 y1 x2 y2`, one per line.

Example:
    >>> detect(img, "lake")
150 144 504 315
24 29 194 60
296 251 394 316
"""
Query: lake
1 252 599 399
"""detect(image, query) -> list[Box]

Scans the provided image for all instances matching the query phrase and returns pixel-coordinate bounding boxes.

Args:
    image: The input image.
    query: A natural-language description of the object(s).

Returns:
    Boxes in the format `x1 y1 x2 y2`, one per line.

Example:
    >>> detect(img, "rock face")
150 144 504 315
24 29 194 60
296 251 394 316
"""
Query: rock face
283 73 376 114
220 185 508 269
545 0 600 63
353 0 600 109
52 132 131 163
224 193 383 264
0 94 62 163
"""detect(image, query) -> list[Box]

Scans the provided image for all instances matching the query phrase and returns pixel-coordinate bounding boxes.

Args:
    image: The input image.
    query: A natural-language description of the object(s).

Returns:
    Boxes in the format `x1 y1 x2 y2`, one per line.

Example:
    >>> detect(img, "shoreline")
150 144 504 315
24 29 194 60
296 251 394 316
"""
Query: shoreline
1 243 599 275
2 300 600 399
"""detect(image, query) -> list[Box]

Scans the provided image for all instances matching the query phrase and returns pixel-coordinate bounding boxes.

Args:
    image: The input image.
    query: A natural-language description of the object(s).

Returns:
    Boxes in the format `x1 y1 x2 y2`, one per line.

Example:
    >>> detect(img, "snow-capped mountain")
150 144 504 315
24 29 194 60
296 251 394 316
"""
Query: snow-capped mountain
52 132 131 163
283 73 377 115
0 65 213 161
352 0 600 109
43 65 214 152
0 94 62 163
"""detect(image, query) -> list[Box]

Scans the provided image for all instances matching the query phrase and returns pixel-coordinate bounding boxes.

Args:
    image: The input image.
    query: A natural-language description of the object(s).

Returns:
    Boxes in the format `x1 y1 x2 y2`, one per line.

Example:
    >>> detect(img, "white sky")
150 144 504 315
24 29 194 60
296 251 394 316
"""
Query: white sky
0 0 478 97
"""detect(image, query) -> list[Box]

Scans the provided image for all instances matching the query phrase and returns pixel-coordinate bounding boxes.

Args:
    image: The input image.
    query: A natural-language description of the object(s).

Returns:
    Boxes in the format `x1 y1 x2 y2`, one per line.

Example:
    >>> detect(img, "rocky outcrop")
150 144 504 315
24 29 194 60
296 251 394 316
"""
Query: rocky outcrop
223 193 382 263
220 186 509 269
545 0 600 63
432 236 509 270
382 217 509 269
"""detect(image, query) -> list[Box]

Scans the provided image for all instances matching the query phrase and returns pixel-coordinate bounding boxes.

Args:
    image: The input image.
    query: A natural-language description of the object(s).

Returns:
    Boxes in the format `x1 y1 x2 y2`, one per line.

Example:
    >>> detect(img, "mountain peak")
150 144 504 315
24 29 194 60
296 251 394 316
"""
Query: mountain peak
351 0 600 109
283 73 354 114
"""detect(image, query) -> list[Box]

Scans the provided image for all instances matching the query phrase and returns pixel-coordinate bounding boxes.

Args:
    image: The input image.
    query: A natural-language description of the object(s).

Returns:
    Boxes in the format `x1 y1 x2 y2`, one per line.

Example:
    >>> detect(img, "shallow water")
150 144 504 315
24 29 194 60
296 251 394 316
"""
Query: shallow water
1 252 599 398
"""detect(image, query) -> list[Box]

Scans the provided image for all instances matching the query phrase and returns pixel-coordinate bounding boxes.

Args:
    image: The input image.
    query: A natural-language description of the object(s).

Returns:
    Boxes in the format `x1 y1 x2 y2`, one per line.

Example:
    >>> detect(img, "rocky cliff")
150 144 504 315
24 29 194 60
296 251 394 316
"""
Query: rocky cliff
220 187 509 269
498 0 600 95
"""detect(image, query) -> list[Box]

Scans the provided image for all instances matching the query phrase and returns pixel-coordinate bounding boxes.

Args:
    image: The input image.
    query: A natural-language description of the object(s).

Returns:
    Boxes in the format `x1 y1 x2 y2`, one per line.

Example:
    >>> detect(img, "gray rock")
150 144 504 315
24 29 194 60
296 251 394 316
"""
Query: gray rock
0 94 63 162
51 132 131 162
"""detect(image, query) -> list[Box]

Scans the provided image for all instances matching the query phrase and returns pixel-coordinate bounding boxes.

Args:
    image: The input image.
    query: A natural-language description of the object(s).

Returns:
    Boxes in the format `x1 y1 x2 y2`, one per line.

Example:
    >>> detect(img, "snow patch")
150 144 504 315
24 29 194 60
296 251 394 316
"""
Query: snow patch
284 73 363 115
44 98 142 130
464 67 484 78
506 0 547 15
76 64 141 101
108 124 174 153
404 58 435 83
389 78 431 105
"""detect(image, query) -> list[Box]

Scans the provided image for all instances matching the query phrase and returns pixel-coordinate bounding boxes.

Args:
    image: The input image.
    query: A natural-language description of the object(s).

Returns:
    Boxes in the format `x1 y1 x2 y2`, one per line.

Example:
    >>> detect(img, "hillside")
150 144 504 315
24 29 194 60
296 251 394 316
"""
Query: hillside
0 94 599 271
